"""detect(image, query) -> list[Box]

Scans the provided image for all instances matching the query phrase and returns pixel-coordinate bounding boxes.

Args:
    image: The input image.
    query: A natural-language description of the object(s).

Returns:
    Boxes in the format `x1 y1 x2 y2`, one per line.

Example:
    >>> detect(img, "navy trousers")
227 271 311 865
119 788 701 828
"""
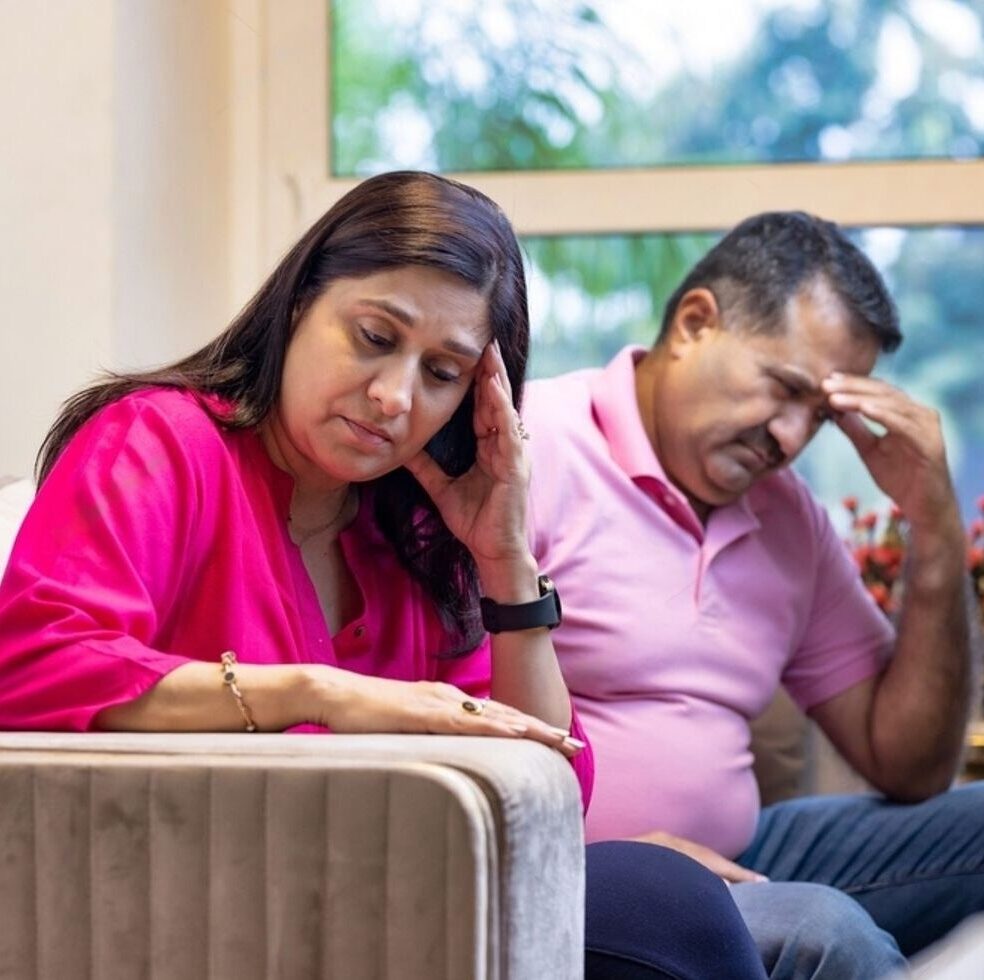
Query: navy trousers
586 841 767 979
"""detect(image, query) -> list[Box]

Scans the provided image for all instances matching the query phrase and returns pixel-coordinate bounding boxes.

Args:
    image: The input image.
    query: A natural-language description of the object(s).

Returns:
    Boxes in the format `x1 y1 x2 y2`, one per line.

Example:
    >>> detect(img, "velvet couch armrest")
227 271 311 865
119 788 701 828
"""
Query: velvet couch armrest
0 732 585 980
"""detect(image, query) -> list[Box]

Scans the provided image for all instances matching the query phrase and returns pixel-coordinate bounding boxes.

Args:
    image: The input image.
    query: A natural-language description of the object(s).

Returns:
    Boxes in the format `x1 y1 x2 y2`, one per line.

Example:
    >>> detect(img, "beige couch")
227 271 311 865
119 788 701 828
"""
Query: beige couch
751 688 871 806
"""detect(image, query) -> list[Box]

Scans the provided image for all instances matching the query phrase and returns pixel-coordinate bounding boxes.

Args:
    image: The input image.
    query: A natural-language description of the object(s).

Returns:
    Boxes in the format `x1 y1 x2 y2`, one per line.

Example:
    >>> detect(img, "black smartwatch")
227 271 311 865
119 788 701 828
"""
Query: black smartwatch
479 575 562 634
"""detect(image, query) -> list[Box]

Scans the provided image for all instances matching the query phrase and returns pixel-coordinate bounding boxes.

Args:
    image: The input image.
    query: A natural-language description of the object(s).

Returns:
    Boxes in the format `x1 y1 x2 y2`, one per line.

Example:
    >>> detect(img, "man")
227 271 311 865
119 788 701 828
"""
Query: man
523 211 983 978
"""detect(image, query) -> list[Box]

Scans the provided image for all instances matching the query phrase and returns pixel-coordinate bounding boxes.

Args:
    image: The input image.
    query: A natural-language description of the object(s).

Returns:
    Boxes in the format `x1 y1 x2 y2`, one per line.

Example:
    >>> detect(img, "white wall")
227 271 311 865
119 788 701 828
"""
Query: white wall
0 0 241 477
0 1 116 477
113 1 231 370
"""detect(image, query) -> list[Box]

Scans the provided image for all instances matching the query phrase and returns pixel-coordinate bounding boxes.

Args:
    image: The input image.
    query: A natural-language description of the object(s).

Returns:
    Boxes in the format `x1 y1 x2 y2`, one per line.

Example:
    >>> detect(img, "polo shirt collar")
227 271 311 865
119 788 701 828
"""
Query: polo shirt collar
588 345 673 487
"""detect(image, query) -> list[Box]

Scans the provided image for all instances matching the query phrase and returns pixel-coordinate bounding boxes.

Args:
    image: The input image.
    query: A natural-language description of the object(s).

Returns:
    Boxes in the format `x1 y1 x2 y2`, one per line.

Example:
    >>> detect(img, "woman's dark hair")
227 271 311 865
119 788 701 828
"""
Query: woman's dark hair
37 171 530 649
658 211 902 352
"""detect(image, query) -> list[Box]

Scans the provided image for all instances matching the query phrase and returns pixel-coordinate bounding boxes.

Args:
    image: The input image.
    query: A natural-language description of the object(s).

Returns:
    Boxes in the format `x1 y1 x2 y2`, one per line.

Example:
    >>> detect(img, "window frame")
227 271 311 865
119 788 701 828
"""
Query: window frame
256 0 984 267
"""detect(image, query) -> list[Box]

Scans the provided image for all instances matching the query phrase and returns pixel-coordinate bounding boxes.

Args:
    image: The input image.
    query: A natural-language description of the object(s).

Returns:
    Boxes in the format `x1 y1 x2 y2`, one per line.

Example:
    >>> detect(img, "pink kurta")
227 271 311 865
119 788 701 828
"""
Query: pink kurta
0 389 591 800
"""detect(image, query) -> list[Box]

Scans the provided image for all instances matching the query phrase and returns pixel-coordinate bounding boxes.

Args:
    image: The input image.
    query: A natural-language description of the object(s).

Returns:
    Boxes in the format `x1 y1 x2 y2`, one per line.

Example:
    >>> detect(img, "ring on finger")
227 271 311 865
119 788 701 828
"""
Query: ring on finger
461 698 487 716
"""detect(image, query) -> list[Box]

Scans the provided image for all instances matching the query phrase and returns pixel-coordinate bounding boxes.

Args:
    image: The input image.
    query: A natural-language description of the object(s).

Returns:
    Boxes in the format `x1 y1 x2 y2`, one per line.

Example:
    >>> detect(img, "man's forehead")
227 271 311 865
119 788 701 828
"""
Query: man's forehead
746 314 880 385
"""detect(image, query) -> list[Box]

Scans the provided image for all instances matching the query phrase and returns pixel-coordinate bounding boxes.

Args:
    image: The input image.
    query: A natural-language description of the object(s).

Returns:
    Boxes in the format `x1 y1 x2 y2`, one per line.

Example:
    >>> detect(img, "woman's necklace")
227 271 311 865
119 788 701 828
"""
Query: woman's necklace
288 488 354 546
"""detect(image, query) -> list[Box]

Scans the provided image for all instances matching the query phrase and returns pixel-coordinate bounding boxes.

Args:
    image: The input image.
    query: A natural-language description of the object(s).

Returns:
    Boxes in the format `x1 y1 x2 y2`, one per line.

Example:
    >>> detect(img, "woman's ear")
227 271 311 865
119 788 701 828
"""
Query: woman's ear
670 288 721 349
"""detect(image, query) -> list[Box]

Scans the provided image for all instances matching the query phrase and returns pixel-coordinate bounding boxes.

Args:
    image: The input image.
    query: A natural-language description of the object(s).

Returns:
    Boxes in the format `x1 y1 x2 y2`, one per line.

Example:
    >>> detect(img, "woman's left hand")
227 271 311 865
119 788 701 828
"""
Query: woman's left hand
404 339 531 566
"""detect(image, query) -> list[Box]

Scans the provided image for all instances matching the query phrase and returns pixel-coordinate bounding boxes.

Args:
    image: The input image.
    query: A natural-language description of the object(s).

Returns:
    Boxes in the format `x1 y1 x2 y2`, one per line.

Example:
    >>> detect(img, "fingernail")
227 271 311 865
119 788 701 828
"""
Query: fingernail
508 723 528 735
563 736 587 751
548 726 569 737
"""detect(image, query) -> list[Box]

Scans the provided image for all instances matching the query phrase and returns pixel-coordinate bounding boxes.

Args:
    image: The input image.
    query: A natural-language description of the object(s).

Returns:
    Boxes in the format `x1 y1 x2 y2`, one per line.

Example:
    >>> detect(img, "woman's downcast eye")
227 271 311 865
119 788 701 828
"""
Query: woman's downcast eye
427 364 462 384
359 326 392 348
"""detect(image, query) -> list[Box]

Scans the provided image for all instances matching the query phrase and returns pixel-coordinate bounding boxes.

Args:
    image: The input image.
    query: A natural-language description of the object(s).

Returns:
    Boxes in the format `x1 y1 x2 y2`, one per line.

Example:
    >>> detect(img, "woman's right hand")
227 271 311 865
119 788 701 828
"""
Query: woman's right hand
306 667 584 758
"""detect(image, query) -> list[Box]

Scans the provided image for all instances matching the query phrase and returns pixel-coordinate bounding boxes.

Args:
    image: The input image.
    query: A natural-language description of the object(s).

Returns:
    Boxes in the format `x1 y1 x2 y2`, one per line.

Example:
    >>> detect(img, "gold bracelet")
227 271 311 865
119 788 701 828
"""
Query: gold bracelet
220 651 257 732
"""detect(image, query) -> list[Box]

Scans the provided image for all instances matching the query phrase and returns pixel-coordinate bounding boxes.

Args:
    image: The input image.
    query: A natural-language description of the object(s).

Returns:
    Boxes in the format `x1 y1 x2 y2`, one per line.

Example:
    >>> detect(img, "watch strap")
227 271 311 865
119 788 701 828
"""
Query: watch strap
479 575 562 634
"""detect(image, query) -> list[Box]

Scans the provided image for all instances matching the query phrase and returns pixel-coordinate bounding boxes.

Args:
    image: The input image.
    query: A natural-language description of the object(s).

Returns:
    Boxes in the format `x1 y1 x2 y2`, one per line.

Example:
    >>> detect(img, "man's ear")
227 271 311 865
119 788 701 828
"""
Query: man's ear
668 288 721 350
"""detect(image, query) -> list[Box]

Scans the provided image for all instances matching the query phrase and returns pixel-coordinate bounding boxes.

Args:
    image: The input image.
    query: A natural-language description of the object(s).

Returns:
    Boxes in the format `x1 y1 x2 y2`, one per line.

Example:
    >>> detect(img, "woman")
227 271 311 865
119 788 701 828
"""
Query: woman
0 171 765 979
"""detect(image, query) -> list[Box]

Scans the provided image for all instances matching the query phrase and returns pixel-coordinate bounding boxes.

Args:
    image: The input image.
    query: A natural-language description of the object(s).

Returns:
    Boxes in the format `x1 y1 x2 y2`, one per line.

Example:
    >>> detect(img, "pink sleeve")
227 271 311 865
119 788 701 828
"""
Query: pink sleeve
434 635 594 809
0 399 201 730
567 710 594 810
782 489 894 711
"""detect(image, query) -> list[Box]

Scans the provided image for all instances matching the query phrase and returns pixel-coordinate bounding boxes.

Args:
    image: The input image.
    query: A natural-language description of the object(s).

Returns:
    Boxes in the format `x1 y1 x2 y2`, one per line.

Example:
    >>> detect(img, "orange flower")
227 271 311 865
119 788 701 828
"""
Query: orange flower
856 512 878 531
867 581 891 611
872 545 903 572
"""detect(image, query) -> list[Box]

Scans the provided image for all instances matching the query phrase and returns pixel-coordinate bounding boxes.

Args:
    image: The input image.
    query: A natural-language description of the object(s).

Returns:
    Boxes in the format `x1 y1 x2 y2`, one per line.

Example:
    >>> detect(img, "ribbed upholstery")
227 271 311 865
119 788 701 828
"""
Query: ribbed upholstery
0 734 584 980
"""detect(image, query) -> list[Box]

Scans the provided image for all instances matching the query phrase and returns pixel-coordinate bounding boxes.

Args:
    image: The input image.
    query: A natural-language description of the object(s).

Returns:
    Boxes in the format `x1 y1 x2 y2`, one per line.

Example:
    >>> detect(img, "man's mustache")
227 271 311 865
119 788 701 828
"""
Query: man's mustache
740 430 785 468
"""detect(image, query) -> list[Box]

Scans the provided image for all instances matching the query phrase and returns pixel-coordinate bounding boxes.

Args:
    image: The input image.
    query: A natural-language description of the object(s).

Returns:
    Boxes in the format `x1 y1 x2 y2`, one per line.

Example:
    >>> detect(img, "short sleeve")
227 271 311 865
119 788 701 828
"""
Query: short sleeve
782 490 894 712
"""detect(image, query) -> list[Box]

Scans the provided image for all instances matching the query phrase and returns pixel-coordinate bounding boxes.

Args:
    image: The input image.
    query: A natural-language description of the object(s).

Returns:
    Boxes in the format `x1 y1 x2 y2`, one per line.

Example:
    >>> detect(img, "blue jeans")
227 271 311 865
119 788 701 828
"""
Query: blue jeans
731 782 984 979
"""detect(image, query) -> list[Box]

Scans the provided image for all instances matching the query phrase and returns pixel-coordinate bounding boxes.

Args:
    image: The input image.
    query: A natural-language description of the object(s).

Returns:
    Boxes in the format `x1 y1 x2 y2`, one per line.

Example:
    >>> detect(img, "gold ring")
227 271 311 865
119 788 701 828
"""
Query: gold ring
517 420 531 441
461 699 486 715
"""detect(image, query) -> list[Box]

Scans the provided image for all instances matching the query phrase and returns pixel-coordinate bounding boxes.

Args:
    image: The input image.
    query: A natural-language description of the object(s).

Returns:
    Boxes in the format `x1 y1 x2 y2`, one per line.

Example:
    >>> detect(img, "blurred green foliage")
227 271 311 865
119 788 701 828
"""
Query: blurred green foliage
331 0 984 172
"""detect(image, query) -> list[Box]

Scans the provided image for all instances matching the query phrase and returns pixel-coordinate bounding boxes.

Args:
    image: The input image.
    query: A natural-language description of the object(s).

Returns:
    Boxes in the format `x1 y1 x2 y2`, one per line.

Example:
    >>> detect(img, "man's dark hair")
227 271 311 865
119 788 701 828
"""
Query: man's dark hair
658 211 902 352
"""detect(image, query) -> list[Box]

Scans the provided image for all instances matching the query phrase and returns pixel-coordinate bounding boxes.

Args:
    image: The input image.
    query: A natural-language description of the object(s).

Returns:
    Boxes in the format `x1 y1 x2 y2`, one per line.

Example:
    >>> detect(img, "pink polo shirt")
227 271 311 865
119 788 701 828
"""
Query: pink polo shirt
0 388 592 802
524 346 892 855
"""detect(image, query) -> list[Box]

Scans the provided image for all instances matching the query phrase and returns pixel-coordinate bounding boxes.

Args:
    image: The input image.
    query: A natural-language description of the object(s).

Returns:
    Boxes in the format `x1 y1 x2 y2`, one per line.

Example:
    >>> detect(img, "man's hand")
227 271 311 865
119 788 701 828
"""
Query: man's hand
822 373 959 532
628 829 768 884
